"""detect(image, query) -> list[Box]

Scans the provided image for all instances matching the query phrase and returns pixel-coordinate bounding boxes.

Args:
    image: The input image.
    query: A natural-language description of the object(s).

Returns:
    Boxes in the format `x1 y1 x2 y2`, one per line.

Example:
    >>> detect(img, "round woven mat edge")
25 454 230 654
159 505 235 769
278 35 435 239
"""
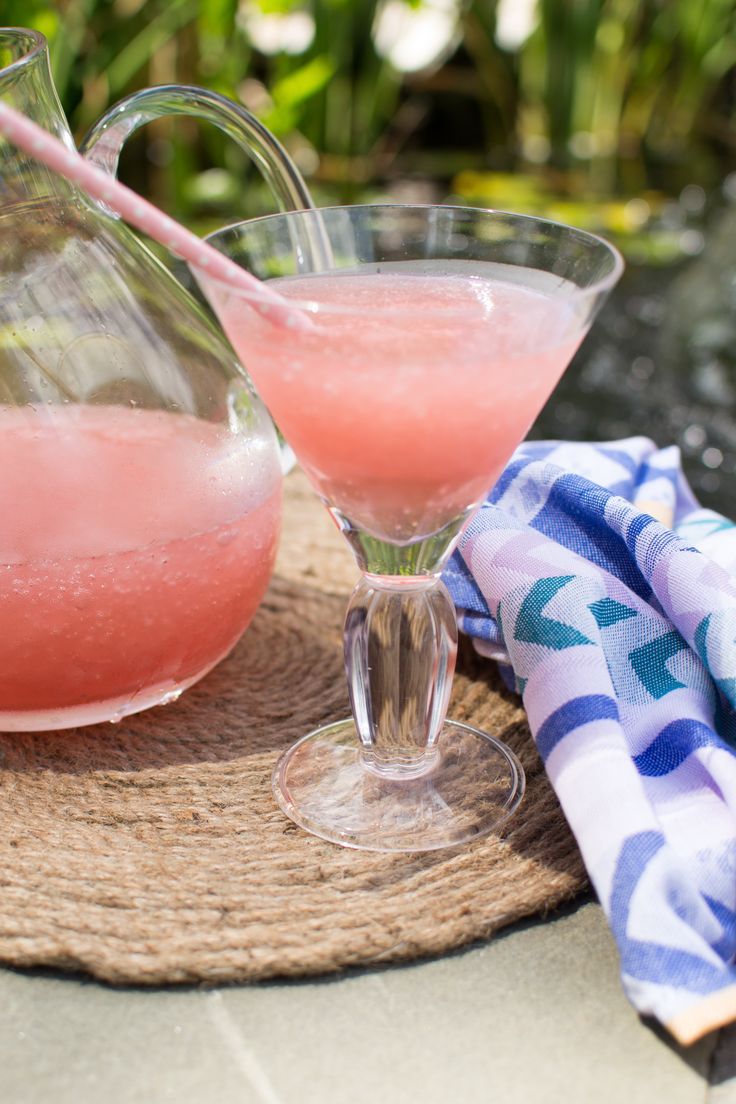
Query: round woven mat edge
0 470 587 985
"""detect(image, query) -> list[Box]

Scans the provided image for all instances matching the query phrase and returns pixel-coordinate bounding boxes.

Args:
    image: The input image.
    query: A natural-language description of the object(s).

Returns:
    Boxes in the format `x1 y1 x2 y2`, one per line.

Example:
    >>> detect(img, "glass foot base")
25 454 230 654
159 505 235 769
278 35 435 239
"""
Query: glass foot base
273 719 525 852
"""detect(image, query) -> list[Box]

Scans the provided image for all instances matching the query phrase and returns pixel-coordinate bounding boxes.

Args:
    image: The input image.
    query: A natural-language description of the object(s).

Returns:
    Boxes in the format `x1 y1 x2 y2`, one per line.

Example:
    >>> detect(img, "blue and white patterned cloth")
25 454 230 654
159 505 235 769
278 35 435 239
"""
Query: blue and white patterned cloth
443 438 736 1045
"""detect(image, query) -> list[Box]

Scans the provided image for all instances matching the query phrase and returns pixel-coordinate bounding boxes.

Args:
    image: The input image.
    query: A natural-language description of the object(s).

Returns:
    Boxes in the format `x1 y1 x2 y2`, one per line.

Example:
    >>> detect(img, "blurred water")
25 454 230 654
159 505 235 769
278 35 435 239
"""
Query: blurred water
532 201 736 520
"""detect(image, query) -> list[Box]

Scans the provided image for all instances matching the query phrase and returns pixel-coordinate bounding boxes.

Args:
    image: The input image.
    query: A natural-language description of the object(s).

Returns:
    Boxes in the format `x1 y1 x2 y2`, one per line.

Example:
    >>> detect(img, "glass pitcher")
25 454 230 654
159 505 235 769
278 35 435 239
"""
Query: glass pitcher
0 27 311 732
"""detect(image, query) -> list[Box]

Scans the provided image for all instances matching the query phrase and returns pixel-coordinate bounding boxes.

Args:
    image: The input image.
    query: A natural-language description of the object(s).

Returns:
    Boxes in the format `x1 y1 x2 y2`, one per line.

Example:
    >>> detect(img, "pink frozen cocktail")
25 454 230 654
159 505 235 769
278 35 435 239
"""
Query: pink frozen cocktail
214 271 582 543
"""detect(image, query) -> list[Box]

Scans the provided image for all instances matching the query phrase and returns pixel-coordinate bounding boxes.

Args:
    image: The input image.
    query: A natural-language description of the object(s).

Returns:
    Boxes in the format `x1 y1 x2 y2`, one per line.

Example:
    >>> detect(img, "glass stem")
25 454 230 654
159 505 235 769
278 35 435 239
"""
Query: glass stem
344 574 458 780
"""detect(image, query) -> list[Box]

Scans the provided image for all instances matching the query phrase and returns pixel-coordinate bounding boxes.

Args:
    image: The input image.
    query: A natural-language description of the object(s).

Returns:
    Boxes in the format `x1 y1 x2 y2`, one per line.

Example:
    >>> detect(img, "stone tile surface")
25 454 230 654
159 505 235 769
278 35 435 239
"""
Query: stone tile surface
709 1025 736 1103
0 900 724 1104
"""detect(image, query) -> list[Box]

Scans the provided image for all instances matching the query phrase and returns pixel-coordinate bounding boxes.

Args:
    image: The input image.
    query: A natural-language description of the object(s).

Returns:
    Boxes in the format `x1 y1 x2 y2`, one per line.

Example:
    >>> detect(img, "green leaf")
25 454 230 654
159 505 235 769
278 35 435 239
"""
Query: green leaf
198 0 238 37
271 55 336 109
106 0 200 94
255 0 304 13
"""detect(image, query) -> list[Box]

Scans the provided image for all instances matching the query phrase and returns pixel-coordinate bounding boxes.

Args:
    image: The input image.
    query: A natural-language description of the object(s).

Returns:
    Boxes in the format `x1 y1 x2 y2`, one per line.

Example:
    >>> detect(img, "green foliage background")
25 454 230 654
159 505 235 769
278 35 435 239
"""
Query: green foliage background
5 0 736 235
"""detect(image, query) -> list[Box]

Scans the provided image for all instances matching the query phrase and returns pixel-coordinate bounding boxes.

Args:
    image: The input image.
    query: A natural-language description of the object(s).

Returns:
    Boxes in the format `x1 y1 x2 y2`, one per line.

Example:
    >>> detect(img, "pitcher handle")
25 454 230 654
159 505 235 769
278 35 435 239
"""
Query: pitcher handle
79 84 314 214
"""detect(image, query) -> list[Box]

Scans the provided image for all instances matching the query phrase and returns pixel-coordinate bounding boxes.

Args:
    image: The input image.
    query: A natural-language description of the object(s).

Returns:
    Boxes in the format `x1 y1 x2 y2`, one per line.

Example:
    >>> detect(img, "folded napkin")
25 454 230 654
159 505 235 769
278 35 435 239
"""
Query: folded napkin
443 438 736 1045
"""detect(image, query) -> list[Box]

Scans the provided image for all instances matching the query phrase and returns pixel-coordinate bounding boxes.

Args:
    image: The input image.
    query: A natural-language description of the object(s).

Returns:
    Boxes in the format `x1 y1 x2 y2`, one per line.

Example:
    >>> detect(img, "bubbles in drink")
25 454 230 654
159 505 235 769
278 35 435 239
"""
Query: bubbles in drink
0 404 282 730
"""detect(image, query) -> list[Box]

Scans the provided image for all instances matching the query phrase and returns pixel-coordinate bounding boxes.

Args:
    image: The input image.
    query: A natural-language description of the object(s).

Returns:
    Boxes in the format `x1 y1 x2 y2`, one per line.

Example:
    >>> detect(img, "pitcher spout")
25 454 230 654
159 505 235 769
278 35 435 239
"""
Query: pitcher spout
0 28 78 204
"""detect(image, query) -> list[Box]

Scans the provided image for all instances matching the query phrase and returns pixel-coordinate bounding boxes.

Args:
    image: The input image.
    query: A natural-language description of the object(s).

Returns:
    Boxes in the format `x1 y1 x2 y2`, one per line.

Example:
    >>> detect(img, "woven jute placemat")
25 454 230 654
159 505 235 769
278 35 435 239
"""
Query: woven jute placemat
0 470 587 985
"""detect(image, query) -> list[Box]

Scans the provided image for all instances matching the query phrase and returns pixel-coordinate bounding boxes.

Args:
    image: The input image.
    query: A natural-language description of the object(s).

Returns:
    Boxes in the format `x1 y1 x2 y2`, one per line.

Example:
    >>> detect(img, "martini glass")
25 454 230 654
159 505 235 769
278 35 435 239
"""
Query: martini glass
196 205 623 852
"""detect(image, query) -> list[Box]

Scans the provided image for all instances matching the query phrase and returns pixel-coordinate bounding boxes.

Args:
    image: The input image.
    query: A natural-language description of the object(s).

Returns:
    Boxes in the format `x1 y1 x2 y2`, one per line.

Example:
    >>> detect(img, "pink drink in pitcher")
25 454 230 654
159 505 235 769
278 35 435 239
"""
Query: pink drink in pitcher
215 272 582 542
0 405 281 730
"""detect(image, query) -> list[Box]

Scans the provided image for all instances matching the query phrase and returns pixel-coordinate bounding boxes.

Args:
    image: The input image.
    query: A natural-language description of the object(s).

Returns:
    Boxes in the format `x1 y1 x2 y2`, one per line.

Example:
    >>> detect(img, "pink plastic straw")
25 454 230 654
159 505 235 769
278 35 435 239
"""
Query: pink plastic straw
0 101 308 331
